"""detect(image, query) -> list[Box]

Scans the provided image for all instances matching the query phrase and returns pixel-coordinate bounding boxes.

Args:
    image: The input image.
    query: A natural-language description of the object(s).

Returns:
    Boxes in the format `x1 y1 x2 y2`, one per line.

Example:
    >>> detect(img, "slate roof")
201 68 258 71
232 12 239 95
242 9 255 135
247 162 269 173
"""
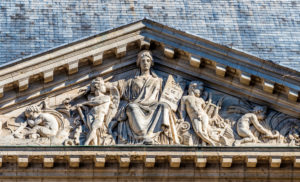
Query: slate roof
0 0 299 70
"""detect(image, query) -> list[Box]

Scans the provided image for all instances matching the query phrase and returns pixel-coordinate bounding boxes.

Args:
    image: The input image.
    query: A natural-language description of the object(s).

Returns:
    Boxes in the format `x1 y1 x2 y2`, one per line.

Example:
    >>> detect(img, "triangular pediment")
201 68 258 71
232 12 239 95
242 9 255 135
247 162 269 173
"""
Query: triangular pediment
0 19 299 148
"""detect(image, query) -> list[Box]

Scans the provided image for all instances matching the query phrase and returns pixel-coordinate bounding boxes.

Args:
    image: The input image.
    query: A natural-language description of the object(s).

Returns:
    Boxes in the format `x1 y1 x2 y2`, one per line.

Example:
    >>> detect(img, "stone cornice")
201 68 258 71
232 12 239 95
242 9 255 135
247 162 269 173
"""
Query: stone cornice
0 146 299 169
0 18 299 117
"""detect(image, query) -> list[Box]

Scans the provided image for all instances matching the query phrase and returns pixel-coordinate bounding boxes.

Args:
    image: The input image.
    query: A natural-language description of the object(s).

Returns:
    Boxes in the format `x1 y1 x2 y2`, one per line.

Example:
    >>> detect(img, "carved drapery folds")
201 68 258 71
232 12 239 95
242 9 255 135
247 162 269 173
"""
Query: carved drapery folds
0 50 299 147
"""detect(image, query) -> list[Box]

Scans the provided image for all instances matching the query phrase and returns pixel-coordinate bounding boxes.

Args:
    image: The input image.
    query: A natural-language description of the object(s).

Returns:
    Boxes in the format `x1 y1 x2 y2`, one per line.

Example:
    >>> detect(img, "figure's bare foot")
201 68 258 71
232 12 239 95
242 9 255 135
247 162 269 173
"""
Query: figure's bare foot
13 133 23 139
143 136 153 145
234 140 241 146
28 133 40 139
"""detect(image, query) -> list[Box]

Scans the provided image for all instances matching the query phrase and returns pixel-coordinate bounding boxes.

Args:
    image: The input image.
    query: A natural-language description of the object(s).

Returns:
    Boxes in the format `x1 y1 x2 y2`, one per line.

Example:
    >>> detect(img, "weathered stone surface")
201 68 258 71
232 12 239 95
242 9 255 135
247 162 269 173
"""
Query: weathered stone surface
0 4 298 179
189 56 201 68
240 72 251 85
119 156 130 168
195 157 207 168
43 156 54 168
18 156 29 168
144 156 155 168
94 156 106 168
169 156 181 168
0 46 299 147
246 156 257 168
270 156 281 168
0 147 297 180
69 156 80 168
221 157 232 168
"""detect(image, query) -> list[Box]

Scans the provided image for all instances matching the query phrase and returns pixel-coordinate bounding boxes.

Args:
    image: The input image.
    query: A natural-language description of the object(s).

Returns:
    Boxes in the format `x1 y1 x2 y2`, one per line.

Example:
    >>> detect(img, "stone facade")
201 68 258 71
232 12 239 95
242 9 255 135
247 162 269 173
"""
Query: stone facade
0 19 299 180
0 0 300 71
0 146 299 181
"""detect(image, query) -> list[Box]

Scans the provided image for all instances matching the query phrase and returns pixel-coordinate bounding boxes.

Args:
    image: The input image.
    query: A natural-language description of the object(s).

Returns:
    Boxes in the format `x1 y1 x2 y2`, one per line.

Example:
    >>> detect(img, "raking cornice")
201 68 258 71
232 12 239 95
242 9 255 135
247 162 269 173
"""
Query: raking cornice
0 18 299 117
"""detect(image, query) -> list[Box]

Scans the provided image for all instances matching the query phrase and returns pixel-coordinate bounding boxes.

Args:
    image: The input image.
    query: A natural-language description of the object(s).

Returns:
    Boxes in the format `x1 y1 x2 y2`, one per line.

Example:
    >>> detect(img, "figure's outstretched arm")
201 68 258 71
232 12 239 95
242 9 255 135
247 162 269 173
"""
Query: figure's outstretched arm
251 115 272 135
79 85 91 96
82 99 109 107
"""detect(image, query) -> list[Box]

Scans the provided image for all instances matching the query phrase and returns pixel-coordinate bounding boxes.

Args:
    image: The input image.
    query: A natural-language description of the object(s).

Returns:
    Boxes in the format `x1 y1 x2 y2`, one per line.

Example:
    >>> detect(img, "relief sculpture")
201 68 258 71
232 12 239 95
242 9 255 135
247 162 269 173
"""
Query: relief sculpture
233 106 279 146
180 81 218 146
107 50 181 145
0 101 68 145
180 81 234 146
0 50 299 147
75 77 119 145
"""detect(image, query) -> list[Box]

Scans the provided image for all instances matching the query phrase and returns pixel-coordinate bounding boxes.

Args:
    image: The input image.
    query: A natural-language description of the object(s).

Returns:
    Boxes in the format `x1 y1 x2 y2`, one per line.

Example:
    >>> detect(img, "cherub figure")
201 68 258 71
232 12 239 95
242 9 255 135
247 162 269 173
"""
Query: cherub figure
235 106 278 145
24 105 59 138
286 126 300 146
77 77 119 145
180 81 217 146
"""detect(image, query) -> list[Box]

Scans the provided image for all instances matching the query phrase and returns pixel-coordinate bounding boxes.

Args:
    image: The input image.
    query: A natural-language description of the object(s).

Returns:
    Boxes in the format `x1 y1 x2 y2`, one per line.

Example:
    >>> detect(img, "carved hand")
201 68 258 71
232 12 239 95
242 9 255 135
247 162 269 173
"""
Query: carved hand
78 88 88 95
76 103 83 108
266 130 277 138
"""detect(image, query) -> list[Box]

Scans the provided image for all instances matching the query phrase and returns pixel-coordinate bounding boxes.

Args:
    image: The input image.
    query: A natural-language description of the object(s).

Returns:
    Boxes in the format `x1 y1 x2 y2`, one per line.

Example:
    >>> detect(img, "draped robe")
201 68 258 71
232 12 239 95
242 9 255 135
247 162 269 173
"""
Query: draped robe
116 73 178 144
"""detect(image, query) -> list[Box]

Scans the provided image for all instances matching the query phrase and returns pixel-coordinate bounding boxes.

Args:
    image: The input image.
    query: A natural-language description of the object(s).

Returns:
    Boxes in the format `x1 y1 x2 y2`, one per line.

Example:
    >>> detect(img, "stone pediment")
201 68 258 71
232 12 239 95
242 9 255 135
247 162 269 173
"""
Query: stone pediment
0 19 300 174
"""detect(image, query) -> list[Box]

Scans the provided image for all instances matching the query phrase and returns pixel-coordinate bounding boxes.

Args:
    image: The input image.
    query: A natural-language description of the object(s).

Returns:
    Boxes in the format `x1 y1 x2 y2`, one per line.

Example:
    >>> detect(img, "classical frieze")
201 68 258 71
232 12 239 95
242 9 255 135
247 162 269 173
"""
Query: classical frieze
0 50 299 147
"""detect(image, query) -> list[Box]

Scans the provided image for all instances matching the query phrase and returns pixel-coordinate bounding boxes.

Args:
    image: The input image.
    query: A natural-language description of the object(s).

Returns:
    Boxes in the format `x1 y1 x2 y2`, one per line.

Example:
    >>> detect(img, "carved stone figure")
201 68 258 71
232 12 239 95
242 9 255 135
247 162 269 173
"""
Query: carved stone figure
23 105 59 138
0 50 299 147
107 50 179 144
233 106 279 145
180 81 217 146
76 77 119 145
76 77 111 145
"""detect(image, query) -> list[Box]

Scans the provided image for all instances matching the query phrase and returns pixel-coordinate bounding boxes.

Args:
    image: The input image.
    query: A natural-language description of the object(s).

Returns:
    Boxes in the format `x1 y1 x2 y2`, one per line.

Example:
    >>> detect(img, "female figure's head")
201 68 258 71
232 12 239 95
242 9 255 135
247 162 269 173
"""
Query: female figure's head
137 50 153 73
188 81 204 97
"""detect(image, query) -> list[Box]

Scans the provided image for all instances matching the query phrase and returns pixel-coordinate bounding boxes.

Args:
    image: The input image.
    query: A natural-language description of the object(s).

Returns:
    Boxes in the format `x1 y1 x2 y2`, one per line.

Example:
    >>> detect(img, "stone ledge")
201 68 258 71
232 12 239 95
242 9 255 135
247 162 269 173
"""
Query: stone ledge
0 146 298 169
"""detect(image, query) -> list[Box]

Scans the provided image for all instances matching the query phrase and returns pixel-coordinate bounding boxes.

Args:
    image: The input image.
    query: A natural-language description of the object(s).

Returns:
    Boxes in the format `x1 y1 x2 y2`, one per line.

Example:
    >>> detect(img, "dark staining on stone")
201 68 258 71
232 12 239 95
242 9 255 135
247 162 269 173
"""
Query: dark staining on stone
1 6 7 11
260 5 266 9
10 14 27 20
26 36 36 41
15 3 25 8
144 5 153 9
27 9 34 13
81 24 92 30
176 8 183 12
5 33 12 38
76 12 86 16
129 6 134 11
66 4 76 11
